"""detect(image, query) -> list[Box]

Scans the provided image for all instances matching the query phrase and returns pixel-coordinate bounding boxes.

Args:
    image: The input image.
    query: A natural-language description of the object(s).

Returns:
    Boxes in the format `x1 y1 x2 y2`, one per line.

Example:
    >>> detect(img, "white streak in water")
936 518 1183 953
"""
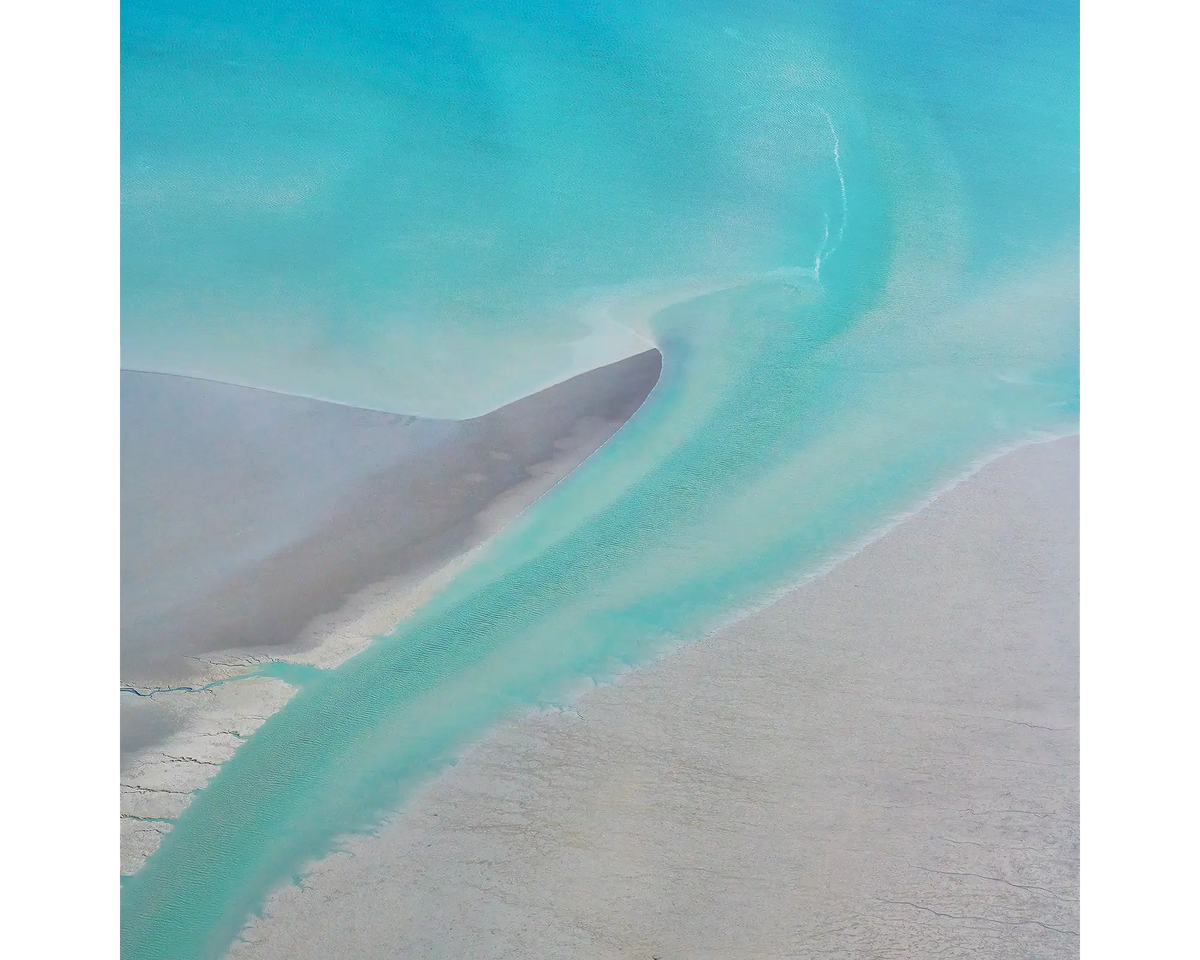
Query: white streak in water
814 212 830 279
813 107 848 280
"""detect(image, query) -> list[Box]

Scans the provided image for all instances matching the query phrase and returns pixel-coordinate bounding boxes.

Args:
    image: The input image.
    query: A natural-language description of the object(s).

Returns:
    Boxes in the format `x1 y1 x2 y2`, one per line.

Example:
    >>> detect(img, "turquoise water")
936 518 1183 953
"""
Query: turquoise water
121 1 1078 956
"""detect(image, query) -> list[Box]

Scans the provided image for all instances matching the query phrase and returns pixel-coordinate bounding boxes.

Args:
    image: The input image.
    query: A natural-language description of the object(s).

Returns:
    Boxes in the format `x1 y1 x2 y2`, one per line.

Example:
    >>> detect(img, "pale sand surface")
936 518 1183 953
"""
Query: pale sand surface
120 351 661 873
229 436 1079 959
121 676 298 875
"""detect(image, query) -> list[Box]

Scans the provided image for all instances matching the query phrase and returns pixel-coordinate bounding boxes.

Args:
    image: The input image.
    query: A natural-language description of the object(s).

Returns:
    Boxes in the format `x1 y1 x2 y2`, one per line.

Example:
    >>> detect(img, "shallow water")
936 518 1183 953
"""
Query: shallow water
120 1 1078 956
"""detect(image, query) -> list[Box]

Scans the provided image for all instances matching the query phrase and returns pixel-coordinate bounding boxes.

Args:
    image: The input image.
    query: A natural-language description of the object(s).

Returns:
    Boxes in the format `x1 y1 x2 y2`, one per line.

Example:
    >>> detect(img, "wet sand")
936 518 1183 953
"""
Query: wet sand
229 436 1079 959
120 351 662 872
122 350 662 689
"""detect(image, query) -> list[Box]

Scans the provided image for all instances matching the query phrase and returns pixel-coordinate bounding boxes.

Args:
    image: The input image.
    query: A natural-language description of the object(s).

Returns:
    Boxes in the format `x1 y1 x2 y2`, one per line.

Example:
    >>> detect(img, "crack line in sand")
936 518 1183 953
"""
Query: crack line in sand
874 898 1078 936
906 862 1079 902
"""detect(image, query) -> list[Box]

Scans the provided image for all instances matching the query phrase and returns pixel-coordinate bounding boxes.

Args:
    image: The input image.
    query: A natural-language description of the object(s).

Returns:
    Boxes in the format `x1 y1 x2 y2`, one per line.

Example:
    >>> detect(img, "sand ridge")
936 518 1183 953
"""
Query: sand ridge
120 350 662 874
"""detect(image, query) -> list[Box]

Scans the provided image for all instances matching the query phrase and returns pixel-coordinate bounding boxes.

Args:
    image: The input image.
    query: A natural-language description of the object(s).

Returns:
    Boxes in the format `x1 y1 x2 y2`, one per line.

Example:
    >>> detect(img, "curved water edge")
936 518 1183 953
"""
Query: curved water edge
120 271 1077 958
120 1 1078 956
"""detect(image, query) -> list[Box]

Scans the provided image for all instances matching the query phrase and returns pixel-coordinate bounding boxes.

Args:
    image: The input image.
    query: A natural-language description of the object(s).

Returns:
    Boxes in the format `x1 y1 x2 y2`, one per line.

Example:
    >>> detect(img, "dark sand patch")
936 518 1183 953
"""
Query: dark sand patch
121 350 662 689
120 352 661 871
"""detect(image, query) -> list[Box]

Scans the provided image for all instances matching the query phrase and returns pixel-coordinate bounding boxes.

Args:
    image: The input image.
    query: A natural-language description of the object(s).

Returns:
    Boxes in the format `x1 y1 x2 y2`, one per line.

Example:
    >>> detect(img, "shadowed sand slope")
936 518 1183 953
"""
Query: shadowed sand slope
120 349 662 689
229 436 1078 959
120 351 661 871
